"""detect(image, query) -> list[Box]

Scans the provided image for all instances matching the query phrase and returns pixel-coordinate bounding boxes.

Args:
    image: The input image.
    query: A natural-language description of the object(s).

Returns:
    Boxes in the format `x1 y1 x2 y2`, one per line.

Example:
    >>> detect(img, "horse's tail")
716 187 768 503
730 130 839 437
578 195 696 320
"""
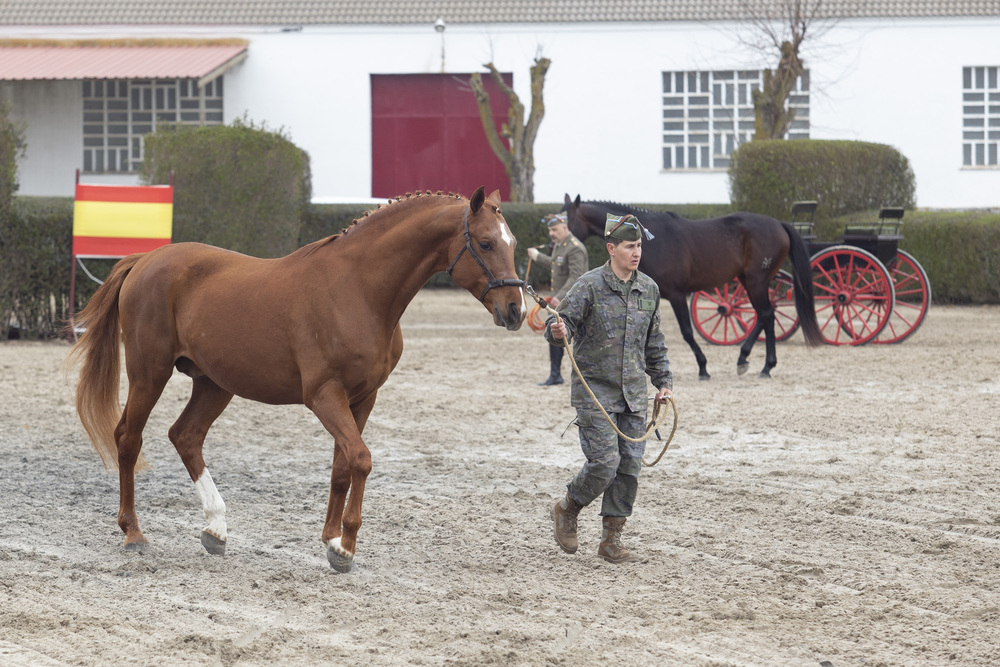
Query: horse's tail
65 254 147 471
781 221 823 347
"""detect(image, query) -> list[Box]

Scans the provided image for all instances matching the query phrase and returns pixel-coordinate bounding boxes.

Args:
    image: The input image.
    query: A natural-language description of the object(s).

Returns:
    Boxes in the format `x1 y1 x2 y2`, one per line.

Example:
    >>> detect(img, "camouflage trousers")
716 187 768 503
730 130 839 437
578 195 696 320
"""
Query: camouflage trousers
566 407 646 518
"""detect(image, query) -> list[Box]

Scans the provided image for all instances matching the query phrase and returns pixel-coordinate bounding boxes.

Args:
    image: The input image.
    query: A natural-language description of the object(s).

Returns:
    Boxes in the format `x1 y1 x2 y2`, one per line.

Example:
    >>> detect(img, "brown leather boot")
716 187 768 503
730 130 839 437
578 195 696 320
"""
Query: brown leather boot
598 516 640 563
552 494 582 553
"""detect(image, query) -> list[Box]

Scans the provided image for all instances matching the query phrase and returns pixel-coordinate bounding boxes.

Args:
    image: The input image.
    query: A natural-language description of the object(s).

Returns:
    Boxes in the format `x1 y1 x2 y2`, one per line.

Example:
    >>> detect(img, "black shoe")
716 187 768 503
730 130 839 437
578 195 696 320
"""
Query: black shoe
538 374 564 386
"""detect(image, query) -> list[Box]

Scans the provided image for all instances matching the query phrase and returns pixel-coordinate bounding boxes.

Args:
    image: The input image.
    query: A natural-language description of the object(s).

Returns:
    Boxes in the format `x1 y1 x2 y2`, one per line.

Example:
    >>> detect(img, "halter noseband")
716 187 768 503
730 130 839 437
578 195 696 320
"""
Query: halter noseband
446 205 526 302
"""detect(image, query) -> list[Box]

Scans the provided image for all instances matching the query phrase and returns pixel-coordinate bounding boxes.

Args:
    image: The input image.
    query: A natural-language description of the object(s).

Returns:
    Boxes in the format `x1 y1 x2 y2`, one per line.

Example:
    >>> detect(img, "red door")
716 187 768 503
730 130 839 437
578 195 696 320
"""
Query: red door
371 73 512 200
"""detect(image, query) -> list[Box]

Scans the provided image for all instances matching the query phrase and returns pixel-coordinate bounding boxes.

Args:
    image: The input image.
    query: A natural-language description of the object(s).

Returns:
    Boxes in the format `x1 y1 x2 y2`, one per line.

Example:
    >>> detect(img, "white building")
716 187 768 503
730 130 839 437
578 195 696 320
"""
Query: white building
1 1 998 208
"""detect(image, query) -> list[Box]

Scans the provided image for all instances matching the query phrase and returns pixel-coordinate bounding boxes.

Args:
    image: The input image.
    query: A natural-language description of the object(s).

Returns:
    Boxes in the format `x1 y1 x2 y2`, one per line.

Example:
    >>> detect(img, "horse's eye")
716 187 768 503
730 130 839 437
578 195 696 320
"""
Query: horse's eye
479 241 493 251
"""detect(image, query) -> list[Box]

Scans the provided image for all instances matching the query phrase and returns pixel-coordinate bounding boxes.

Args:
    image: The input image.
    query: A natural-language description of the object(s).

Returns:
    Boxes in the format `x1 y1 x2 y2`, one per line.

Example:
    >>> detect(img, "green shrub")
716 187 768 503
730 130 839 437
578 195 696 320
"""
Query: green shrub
0 102 25 224
891 211 998 304
0 197 89 338
729 140 916 221
141 117 311 258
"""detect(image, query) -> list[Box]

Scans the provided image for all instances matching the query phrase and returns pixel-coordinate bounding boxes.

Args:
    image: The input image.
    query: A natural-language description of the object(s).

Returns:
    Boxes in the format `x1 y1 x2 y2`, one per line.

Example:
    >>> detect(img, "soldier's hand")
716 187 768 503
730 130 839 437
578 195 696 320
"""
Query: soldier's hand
550 320 567 340
527 247 539 261
655 387 672 404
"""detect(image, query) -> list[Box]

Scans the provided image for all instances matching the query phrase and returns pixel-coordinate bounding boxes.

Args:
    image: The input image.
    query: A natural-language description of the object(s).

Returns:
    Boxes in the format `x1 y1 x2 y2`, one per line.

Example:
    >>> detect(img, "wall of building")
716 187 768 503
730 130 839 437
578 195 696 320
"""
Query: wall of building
1 80 85 196
3 16 998 208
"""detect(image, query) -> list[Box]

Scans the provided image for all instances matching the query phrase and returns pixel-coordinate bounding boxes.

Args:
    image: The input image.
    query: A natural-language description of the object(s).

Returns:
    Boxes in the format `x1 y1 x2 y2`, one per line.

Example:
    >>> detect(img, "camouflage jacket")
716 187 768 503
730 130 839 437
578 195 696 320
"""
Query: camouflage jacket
532 233 589 302
544 262 673 413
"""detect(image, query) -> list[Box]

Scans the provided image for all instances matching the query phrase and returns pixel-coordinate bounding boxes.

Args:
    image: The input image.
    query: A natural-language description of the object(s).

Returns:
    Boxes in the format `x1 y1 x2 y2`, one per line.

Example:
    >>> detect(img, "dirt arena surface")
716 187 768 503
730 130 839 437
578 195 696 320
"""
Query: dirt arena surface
1 289 999 666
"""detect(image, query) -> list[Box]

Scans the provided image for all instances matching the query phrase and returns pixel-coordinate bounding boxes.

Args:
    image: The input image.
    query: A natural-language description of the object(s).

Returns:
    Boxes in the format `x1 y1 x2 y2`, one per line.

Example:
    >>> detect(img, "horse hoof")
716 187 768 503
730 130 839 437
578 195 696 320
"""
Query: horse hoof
698 373 711 381
123 539 148 553
737 363 749 376
327 545 354 573
758 370 772 379
201 530 227 556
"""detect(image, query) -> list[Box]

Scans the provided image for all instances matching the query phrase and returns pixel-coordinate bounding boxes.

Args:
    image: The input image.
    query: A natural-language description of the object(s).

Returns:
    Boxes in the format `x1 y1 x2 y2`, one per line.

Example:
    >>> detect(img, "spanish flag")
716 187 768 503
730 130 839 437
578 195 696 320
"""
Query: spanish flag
72 184 173 257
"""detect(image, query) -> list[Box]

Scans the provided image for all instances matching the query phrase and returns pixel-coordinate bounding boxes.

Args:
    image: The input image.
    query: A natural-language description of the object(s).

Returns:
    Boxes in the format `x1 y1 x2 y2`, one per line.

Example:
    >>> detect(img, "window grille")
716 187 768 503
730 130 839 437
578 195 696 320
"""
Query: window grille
82 77 225 174
661 69 809 170
962 66 1000 167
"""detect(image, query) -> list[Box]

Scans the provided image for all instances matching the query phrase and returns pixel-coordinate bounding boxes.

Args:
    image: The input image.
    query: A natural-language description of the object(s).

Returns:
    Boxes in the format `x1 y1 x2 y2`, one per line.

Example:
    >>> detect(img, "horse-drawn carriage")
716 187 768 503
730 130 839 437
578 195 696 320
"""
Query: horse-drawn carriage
690 202 932 346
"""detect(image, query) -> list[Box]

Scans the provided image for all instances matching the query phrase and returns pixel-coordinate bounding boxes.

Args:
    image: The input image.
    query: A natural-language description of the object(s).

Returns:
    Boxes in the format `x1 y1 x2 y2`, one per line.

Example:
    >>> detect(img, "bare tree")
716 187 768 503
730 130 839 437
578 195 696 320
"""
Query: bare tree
469 57 550 202
739 0 839 140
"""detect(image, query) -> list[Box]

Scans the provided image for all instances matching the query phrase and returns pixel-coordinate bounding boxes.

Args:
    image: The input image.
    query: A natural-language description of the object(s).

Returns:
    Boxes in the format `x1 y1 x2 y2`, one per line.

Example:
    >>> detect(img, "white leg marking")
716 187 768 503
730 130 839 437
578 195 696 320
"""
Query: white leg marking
498 221 513 247
194 468 228 541
328 536 352 557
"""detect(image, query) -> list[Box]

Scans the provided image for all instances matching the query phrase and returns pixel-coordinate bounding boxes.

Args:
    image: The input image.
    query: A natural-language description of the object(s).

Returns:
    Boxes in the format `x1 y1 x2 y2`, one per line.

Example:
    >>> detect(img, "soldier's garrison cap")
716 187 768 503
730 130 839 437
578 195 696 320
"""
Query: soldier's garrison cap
604 213 642 241
543 213 568 227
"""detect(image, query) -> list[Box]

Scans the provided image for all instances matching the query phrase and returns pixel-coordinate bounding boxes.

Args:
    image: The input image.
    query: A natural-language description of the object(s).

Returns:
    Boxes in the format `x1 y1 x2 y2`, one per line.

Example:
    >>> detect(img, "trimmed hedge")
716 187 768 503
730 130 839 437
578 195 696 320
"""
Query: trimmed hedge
4 197 998 338
0 197 88 339
730 140 916 221
141 118 311 258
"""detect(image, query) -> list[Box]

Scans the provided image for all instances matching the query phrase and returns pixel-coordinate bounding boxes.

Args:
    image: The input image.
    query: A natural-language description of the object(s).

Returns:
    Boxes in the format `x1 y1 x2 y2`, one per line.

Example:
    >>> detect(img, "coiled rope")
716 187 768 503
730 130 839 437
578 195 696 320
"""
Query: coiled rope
526 287 678 466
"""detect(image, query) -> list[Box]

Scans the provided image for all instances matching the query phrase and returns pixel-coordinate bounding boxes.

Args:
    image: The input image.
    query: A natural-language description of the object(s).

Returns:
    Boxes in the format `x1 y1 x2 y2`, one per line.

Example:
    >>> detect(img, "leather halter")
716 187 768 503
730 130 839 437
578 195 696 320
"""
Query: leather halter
446 205 525 302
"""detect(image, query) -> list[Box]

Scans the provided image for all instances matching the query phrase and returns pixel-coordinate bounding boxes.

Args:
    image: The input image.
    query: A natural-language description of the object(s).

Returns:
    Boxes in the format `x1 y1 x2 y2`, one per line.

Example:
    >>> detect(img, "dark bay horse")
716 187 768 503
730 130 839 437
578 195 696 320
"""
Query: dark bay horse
561 194 822 379
68 187 526 573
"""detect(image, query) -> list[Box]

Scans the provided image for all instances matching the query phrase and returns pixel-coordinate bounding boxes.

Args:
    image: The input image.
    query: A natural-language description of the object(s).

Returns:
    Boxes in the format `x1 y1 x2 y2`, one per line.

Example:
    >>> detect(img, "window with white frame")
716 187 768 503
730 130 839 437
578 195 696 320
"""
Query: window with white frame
661 70 809 170
82 77 225 174
962 66 1000 167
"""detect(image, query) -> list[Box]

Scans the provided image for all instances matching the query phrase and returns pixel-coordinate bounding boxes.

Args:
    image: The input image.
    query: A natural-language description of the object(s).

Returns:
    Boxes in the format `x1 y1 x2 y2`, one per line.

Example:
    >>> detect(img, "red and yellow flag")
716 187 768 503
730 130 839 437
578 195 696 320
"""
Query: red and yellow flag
72 184 173 257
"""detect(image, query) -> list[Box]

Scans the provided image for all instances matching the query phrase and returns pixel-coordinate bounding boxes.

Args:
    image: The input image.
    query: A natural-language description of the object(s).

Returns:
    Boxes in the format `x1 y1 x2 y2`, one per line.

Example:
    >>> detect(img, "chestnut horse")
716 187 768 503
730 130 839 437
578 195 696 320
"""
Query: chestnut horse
68 187 525 572
561 194 822 379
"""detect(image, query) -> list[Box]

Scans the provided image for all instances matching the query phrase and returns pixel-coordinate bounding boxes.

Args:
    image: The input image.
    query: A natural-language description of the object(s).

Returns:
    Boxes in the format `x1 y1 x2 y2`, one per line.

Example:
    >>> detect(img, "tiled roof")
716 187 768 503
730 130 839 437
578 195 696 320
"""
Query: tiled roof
2 1 999 26
0 44 248 81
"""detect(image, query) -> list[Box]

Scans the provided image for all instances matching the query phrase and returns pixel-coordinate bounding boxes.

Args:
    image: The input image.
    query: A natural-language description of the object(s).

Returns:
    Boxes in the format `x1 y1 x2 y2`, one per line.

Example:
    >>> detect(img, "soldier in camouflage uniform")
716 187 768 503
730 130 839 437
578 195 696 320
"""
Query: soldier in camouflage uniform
544 212 673 563
528 213 589 385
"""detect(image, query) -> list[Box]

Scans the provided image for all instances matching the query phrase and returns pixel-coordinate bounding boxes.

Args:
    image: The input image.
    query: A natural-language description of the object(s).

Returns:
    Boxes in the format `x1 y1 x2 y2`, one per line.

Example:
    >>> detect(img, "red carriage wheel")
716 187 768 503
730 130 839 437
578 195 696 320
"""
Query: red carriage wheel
690 280 756 345
809 246 895 345
873 250 931 344
761 269 800 342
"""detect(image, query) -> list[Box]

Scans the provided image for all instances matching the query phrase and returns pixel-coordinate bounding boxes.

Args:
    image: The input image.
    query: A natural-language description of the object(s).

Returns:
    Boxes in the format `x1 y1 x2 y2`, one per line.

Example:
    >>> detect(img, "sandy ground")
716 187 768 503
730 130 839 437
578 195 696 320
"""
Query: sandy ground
1 289 999 666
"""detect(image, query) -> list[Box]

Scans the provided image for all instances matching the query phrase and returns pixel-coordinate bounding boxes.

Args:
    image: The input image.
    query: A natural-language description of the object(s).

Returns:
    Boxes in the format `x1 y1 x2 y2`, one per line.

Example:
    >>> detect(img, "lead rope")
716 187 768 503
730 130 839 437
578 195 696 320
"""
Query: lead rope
527 288 678 467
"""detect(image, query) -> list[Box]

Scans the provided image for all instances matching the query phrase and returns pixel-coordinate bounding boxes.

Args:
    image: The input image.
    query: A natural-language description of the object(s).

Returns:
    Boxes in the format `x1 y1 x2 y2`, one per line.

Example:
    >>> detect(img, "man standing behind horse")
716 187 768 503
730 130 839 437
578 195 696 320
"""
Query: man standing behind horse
528 213 589 385
545 213 673 563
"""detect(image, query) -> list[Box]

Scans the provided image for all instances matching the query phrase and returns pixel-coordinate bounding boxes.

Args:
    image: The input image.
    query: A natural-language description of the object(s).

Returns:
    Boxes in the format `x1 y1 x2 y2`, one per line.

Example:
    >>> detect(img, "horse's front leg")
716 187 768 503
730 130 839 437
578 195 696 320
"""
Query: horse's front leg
737 320 762 376
669 295 710 380
309 385 376 573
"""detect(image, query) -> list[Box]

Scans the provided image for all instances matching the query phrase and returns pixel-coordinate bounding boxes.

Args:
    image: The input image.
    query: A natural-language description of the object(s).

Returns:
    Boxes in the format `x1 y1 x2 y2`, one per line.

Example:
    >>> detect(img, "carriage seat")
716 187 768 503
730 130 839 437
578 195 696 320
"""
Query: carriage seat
844 206 904 238
790 200 818 241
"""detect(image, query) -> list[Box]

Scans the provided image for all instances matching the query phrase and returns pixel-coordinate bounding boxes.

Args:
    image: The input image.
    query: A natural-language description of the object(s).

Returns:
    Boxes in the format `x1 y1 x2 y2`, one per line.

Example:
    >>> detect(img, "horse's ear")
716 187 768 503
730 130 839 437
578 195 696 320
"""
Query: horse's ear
469 186 486 213
564 193 571 205
486 189 502 206
574 194 581 206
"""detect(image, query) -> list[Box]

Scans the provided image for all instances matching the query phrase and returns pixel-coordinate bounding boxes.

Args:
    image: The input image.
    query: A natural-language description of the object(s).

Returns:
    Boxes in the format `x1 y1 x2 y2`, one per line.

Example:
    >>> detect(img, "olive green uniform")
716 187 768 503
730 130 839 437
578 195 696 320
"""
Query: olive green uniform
544 262 673 517
535 232 588 384
533 233 588 303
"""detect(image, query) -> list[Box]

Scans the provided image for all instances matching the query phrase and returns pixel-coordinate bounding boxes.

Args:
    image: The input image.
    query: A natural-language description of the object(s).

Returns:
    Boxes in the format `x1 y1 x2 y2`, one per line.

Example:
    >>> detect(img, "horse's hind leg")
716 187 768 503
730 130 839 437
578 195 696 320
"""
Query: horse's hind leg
737 281 778 378
115 370 172 550
167 376 234 555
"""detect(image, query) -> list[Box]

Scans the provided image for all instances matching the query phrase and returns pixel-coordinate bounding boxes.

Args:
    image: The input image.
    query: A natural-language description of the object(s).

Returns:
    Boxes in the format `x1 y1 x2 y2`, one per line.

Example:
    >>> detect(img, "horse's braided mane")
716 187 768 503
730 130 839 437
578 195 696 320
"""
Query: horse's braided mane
300 190 464 255
591 200 676 218
593 200 654 214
